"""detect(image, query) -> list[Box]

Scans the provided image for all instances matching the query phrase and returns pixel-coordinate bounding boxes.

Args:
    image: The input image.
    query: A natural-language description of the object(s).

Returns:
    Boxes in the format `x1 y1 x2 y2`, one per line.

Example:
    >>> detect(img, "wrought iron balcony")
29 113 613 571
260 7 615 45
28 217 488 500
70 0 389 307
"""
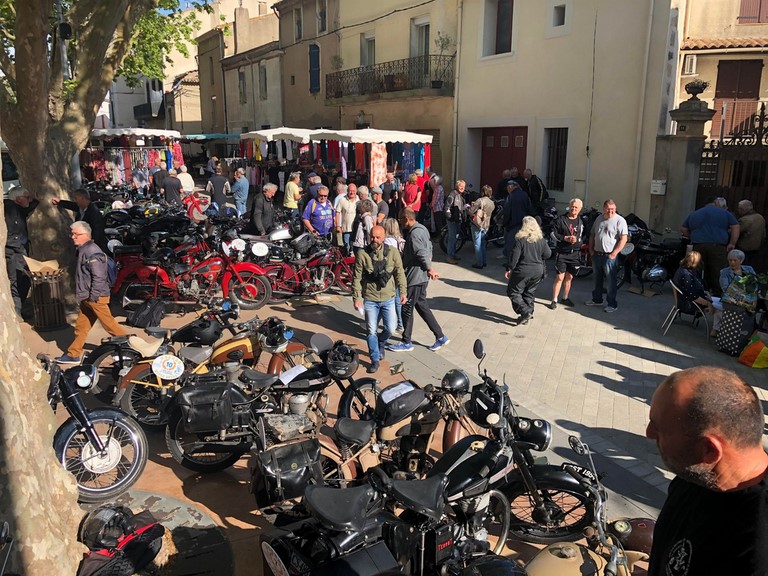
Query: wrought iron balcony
326 55 454 99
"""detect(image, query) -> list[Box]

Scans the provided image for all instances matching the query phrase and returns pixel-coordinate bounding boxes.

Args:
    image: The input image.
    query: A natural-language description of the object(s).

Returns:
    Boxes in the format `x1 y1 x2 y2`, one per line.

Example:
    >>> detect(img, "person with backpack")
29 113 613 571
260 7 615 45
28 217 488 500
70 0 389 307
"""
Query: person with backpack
469 185 495 269
384 217 407 332
302 185 336 238
56 221 127 363
351 199 376 256
352 225 408 374
444 179 467 264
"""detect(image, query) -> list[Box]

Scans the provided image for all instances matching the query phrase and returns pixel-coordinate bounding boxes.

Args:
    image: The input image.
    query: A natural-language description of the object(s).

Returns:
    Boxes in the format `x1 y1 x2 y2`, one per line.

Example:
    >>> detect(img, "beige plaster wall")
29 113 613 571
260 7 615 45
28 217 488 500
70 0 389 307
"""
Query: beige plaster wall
684 0 768 39
225 56 283 133
456 0 675 220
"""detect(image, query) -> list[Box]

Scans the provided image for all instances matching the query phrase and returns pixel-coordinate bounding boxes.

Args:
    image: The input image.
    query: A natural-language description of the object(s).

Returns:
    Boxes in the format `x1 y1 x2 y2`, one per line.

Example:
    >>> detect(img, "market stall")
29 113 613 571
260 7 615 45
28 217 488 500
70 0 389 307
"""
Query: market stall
84 128 183 185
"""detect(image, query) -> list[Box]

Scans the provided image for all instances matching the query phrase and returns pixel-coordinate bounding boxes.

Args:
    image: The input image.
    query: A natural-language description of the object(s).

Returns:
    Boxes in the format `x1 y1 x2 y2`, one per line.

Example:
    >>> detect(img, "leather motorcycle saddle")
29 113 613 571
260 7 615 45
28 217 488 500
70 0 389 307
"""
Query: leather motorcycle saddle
334 418 376 447
303 484 375 532
390 473 448 520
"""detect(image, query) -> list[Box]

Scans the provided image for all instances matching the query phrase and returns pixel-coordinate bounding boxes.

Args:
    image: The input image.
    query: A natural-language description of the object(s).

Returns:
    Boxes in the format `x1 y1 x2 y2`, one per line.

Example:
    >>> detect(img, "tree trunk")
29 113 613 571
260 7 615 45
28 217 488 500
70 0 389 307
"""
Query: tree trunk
0 211 85 573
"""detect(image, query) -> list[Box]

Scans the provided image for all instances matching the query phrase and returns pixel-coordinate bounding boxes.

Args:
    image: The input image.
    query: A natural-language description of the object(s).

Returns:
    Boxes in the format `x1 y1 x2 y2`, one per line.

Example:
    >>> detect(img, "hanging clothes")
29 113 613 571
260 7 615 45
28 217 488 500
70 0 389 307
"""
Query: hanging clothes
370 142 387 188
402 143 416 176
355 144 366 172
423 144 431 173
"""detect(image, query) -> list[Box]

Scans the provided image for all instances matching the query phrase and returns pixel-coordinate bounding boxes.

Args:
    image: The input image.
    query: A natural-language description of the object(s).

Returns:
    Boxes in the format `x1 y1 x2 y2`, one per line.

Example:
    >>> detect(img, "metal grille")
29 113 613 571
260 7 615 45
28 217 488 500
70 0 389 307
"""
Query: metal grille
326 55 454 99
545 128 568 191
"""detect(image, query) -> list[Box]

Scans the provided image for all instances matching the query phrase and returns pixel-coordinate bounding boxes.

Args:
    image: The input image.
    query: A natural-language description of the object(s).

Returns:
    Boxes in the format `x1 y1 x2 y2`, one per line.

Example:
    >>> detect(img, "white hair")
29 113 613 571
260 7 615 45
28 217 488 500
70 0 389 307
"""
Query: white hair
71 221 92 235
9 186 29 201
180 165 188 173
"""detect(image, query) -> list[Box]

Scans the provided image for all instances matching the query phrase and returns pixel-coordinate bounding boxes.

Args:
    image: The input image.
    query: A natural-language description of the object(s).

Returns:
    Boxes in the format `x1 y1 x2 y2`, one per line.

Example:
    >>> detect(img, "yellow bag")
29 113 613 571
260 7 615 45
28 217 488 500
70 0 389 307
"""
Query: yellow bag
738 332 768 368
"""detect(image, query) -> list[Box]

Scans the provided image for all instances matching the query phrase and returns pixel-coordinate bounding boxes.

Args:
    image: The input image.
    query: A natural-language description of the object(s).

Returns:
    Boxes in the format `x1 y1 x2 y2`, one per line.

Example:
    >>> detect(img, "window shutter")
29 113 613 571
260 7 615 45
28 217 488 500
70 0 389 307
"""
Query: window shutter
739 0 760 22
309 44 321 94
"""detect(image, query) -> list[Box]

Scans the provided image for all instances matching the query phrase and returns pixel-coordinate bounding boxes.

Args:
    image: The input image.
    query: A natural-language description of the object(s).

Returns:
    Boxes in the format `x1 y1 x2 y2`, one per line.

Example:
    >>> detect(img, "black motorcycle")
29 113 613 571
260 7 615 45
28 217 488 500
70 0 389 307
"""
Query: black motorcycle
41 355 148 502
260 466 525 576
617 216 689 291
439 200 505 254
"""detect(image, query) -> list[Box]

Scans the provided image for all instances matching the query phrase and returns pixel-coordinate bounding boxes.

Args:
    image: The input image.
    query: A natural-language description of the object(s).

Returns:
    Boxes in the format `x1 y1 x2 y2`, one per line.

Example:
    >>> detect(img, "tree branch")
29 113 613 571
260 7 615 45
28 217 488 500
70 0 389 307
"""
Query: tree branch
0 44 15 87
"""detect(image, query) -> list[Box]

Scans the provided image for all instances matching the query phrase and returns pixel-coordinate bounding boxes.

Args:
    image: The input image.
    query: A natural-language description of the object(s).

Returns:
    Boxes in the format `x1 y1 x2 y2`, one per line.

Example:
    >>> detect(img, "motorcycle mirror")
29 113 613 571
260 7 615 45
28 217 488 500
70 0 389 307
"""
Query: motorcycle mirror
472 339 485 359
568 435 587 455
486 413 500 426
309 333 334 354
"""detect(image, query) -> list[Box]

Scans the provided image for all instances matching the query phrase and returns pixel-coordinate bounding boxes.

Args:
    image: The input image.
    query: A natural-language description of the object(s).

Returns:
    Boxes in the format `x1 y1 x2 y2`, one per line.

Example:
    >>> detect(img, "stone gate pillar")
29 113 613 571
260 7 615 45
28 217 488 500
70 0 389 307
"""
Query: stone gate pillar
654 90 715 233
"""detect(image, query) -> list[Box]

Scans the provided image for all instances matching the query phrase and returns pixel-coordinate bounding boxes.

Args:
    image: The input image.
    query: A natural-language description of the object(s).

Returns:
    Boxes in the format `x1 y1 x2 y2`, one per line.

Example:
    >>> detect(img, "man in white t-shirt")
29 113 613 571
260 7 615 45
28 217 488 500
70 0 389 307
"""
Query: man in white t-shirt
585 199 628 313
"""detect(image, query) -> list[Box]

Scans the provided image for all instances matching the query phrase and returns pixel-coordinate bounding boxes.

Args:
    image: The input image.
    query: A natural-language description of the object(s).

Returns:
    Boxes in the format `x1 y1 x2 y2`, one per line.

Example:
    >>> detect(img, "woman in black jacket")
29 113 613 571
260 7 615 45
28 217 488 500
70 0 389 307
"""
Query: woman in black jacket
506 216 551 325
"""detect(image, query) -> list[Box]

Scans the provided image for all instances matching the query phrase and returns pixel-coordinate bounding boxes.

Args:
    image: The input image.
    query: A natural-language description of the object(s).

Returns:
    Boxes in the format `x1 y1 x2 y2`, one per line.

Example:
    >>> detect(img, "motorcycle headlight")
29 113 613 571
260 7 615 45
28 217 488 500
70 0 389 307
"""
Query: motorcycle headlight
75 365 98 392
643 264 667 282
515 417 552 452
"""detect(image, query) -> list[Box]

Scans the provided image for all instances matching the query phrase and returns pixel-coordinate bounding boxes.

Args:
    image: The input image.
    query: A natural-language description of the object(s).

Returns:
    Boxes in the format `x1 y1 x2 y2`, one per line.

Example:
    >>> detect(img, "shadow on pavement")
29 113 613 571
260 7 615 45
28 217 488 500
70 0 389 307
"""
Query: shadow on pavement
428 295 518 327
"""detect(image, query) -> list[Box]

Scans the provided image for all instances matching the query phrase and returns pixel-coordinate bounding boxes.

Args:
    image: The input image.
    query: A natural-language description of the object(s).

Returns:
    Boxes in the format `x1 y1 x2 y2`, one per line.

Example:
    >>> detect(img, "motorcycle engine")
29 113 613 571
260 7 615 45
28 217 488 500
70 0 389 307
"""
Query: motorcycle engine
177 277 200 297
262 413 315 443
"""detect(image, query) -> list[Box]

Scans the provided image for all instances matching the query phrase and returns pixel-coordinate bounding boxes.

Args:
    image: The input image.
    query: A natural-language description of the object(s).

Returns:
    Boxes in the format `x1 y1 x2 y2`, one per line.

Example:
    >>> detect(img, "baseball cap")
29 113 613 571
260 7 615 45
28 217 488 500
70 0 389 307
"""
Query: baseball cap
308 172 317 178
507 179 519 186
371 186 383 195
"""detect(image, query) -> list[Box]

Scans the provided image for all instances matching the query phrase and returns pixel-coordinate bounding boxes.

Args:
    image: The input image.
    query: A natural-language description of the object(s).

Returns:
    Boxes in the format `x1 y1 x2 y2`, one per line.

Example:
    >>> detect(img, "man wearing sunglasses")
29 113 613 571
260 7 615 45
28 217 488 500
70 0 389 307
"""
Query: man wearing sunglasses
302 185 335 238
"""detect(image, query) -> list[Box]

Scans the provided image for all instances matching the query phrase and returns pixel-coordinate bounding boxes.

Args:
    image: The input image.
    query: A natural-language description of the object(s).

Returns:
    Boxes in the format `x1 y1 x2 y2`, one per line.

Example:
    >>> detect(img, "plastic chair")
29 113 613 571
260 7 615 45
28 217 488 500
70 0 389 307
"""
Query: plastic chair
662 280 710 341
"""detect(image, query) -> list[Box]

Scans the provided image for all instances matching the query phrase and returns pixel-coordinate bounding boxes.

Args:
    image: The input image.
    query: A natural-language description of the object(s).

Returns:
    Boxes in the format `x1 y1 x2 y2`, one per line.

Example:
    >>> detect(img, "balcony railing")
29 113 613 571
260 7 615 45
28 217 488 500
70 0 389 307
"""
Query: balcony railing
326 55 455 99
711 99 768 139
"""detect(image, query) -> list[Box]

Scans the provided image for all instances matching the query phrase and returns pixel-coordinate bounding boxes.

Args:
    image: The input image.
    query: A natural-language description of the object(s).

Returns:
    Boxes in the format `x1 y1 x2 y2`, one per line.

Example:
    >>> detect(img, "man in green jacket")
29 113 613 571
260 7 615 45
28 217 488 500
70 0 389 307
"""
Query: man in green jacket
353 225 408 373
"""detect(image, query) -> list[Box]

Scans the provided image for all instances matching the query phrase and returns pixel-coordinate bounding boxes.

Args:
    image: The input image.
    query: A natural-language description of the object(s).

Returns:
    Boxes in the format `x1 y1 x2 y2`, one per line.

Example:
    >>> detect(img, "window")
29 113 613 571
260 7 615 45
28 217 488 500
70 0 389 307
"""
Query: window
259 64 268 100
317 0 327 33
294 7 303 41
209 57 214 85
738 0 768 23
309 44 320 93
711 60 763 138
482 0 514 56
544 128 568 191
238 70 247 104
360 33 375 66
553 4 566 27
682 54 697 76
258 2 267 16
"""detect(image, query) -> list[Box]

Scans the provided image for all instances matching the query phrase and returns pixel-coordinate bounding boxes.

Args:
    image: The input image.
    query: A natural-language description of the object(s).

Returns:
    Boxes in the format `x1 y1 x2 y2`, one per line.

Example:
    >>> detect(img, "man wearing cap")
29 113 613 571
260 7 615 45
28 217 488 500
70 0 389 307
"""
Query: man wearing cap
372 187 389 224
231 168 250 216
308 173 322 200
501 180 533 259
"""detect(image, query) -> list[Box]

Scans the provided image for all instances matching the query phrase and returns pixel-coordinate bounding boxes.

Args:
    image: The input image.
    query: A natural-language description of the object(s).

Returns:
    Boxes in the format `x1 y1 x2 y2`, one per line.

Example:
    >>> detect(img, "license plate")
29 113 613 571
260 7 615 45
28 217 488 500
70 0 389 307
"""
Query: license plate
562 463 597 482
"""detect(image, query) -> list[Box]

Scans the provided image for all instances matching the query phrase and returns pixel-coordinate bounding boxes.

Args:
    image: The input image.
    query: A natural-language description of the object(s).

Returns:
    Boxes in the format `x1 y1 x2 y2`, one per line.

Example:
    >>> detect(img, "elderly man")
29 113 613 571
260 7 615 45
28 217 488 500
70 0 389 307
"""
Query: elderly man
585 199 628 313
150 161 168 197
56 222 127 363
549 198 584 309
250 183 277 236
177 165 196 194
4 186 39 317
352 225 408 373
231 168 250 217
162 168 183 206
646 366 768 575
444 180 467 264
302 185 335 237
681 197 740 295
206 165 231 215
51 188 107 253
336 183 359 252
736 199 766 268
371 186 389 224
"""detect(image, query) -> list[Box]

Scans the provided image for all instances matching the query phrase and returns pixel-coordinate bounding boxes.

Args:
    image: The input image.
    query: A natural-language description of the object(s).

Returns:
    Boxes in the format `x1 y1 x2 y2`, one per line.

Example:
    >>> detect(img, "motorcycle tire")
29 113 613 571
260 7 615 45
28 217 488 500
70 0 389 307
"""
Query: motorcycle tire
486 224 505 248
439 227 466 255
86 345 141 397
53 408 148 503
119 365 171 429
261 266 292 303
117 281 157 315
504 481 595 544
616 261 628 289
336 379 382 421
227 271 272 310
165 408 243 472
469 489 511 555
332 261 354 294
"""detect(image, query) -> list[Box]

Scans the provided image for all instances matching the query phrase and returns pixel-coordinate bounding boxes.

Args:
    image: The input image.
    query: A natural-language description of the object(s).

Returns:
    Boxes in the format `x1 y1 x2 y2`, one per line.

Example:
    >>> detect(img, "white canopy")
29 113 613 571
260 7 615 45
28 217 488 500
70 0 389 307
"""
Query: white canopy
309 128 433 144
240 127 315 143
91 128 181 139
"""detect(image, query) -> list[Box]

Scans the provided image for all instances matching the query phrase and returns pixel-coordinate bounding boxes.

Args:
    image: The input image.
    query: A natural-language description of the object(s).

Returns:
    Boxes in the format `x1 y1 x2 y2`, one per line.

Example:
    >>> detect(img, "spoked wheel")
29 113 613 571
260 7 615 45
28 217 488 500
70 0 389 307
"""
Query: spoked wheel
486 224 505 248
505 482 594 544
337 381 381 420
439 227 466 254
574 250 593 279
117 282 155 315
262 266 292 303
119 366 172 428
86 347 140 397
471 489 511 555
165 409 244 472
227 271 272 310
55 411 148 503
333 261 354 294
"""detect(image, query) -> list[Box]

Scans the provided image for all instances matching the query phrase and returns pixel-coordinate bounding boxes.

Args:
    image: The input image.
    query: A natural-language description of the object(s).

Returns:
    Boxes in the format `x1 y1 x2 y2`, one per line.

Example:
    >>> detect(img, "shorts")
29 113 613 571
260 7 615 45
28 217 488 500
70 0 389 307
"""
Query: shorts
555 251 580 276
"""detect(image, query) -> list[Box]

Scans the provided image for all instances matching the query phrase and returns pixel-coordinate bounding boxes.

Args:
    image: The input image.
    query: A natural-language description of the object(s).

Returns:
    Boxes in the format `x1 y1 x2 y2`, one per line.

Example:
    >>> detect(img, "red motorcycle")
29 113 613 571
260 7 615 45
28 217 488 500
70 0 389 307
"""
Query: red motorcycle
115 234 272 311
256 233 354 301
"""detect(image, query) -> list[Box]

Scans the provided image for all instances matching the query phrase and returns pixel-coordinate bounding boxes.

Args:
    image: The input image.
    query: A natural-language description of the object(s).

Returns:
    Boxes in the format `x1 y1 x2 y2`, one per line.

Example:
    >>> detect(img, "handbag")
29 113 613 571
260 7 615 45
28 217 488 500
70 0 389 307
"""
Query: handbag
738 331 768 368
721 274 759 313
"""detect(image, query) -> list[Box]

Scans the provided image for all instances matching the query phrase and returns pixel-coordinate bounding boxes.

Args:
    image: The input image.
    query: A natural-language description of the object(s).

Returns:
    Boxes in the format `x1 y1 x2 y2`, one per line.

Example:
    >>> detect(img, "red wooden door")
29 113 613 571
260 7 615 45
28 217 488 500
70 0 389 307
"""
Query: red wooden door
479 127 528 189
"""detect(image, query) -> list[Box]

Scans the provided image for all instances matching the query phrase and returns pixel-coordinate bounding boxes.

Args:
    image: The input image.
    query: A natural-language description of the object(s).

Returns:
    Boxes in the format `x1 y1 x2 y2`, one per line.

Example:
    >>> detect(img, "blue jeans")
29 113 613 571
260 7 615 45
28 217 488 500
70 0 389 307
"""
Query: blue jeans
591 254 619 308
472 226 487 266
447 220 461 258
364 297 397 361
234 197 247 216
342 232 352 252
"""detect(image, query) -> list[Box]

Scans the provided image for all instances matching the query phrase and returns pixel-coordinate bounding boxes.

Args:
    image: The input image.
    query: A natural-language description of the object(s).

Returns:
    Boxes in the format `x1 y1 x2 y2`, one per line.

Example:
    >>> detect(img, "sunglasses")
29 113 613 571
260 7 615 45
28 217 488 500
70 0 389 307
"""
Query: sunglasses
71 232 88 237
317 195 328 199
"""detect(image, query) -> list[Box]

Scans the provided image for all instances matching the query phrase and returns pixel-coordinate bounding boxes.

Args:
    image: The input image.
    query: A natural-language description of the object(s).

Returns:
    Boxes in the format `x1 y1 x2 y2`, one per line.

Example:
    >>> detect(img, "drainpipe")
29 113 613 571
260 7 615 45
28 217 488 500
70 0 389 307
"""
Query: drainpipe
451 0 463 184
221 31 229 136
630 0 655 214
243 54 259 128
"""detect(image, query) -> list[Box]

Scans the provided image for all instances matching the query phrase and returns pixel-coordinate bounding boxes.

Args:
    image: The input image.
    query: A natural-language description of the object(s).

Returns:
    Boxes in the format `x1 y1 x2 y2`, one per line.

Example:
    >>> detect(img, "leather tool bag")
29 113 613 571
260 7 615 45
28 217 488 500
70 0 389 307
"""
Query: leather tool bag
176 381 234 433
250 439 323 508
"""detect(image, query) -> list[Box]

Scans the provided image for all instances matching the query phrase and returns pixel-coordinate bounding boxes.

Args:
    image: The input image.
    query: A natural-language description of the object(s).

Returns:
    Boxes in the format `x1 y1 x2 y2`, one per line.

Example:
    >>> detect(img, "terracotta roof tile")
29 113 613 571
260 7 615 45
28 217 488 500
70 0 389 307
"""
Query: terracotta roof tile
682 37 768 50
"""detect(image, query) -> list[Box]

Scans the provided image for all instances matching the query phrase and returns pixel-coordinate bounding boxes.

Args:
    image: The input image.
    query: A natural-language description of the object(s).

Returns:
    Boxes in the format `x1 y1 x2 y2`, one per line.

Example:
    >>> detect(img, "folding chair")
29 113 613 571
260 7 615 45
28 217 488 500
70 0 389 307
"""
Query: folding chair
662 280 710 341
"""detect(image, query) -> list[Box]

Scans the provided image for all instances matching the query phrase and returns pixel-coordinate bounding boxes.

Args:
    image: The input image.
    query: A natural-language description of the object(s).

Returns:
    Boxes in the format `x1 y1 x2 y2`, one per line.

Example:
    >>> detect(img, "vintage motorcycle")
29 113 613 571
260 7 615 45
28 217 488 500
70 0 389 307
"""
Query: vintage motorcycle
41 355 148 502
525 435 655 576
616 217 688 291
259 466 525 576
163 336 382 473
426 340 597 544
439 199 506 254
114 315 309 428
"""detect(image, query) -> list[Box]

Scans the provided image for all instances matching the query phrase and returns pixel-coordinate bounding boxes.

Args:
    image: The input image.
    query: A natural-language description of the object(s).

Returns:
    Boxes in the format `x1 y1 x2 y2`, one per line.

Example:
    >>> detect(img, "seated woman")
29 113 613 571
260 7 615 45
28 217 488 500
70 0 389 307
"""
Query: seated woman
719 249 756 293
672 251 713 317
